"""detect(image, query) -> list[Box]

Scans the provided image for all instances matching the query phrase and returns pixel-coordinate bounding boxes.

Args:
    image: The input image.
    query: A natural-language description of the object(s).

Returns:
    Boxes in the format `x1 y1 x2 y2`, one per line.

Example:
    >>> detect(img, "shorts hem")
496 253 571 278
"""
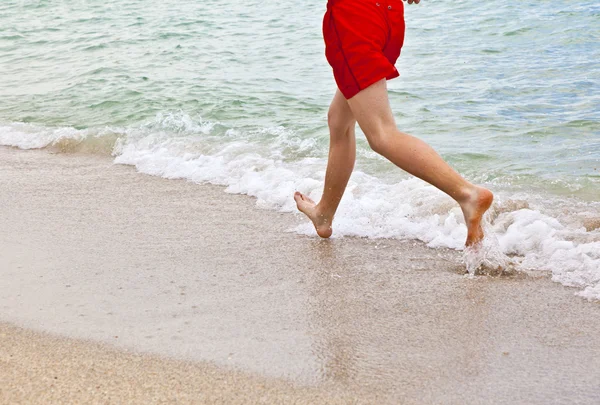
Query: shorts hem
341 67 399 100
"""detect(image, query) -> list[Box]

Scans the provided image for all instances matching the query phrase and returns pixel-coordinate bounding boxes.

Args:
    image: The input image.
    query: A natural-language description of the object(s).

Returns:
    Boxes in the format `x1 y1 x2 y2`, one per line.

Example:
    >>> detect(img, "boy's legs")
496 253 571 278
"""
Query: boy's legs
294 89 356 238
346 79 493 246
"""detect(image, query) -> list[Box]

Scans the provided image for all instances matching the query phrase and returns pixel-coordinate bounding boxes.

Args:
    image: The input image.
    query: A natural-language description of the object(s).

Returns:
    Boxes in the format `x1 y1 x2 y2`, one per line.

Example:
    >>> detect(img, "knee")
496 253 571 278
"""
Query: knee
327 108 352 138
364 128 391 155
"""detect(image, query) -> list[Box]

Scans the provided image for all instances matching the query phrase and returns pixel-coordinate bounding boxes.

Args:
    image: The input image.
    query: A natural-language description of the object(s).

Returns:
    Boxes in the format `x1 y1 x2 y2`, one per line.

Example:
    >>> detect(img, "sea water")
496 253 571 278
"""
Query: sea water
1 0 599 298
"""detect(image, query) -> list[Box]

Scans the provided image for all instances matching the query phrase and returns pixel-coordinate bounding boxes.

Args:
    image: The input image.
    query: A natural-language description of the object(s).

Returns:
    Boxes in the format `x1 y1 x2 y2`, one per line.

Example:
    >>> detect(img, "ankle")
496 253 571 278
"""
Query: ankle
454 185 477 205
315 204 334 220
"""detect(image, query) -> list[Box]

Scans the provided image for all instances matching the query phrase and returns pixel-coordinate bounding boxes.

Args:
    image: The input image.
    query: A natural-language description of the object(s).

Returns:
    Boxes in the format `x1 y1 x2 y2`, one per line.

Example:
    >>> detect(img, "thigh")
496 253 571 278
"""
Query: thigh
346 79 396 137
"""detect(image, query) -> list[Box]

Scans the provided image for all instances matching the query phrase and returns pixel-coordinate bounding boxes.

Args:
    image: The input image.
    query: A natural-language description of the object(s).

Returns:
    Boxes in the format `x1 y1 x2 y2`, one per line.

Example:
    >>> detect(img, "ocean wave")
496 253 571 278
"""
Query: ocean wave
1 114 599 300
0 122 122 153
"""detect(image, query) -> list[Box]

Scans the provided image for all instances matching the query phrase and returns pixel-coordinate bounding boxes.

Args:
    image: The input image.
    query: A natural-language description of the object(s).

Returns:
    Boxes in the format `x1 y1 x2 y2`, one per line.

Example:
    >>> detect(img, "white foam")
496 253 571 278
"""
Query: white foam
2 115 599 300
494 209 600 292
0 122 86 149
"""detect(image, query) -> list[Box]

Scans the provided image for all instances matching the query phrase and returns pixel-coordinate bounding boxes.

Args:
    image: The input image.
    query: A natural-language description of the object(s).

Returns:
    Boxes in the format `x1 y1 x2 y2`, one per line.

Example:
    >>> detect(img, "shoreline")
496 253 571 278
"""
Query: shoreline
1 147 600 404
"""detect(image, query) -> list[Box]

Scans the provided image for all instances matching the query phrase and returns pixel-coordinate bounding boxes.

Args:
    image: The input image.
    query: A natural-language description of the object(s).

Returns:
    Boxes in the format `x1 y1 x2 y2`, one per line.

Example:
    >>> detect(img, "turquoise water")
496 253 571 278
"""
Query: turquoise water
1 0 599 297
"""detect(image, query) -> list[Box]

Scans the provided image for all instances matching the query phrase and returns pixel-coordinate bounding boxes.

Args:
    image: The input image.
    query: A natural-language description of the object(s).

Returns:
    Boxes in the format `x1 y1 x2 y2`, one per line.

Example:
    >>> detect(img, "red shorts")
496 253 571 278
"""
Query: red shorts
323 0 405 99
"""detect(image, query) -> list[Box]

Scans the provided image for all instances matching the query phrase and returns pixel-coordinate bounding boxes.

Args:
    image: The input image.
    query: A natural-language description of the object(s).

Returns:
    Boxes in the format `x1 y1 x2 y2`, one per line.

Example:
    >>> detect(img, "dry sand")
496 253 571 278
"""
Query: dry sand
0 322 364 405
1 147 600 404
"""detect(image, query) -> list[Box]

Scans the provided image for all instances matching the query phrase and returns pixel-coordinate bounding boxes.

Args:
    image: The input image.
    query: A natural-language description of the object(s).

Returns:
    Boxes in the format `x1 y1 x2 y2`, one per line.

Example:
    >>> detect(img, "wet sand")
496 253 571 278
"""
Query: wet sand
1 147 600 404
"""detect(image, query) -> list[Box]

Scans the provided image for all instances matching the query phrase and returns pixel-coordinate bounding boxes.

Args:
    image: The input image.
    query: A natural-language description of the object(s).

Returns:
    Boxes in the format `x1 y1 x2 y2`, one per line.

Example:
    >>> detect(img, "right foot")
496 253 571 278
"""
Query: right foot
460 186 494 247
294 192 333 238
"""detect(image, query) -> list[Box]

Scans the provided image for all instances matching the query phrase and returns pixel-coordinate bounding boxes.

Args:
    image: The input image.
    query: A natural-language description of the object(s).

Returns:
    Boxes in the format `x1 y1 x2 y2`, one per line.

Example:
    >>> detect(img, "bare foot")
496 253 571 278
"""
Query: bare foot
294 192 333 238
460 186 494 246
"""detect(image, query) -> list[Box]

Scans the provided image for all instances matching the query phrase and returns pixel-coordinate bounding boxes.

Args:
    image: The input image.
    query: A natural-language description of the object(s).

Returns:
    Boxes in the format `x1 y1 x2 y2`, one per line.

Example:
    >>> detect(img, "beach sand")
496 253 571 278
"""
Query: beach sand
1 147 599 404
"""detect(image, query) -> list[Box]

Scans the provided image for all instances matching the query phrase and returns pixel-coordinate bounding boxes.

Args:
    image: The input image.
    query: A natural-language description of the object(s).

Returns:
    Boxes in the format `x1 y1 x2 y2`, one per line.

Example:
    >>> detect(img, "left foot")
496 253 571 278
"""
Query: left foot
460 186 494 246
294 192 333 238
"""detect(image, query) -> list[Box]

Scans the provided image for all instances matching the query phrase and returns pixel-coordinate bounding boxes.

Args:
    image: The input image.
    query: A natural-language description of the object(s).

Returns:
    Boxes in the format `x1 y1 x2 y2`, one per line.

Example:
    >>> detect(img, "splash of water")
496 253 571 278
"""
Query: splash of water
463 217 511 277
